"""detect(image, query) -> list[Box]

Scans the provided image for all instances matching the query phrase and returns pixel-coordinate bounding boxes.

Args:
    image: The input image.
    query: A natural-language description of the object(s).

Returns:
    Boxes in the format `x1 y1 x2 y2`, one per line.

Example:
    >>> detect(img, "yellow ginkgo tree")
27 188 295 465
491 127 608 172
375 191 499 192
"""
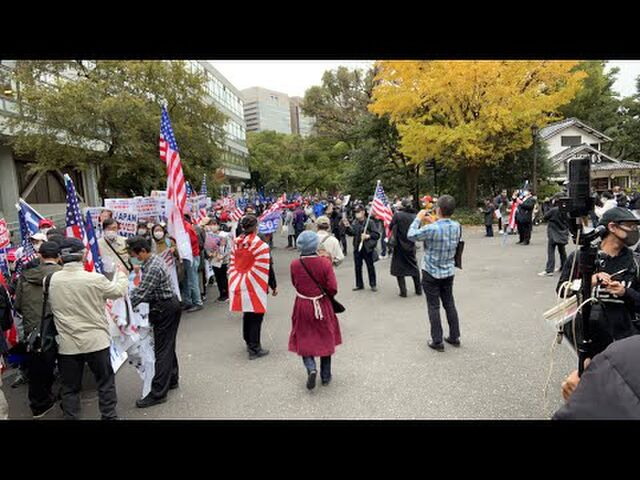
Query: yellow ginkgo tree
369 60 587 207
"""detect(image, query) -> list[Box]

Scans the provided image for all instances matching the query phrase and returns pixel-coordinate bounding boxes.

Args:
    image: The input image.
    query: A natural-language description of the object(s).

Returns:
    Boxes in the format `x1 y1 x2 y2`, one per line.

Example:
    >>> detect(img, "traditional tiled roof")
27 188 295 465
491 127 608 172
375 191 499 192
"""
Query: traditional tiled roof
539 117 612 142
550 144 623 167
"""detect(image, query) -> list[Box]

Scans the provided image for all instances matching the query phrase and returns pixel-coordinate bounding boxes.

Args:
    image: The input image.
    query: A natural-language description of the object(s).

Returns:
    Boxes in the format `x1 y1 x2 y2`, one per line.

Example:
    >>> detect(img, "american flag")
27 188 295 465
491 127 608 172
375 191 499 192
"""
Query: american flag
85 210 104 274
64 174 94 272
13 204 38 278
200 174 207 197
230 203 244 222
371 181 393 238
159 106 192 262
186 181 194 198
258 193 286 221
159 107 186 214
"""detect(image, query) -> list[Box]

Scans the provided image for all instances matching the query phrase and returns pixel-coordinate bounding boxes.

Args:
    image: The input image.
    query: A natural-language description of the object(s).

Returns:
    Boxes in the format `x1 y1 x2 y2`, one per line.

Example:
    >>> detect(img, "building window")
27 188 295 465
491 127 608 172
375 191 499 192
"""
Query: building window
561 136 582 147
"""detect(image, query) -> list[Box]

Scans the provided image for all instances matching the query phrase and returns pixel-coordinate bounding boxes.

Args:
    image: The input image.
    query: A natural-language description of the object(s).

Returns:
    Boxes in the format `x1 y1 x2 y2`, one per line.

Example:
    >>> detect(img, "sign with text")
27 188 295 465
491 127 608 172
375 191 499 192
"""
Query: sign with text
113 211 138 238
0 218 10 249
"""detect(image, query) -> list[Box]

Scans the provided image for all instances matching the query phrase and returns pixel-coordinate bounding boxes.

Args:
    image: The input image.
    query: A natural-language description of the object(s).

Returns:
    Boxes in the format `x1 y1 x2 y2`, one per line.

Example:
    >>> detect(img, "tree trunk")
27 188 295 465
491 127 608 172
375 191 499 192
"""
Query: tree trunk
464 165 480 208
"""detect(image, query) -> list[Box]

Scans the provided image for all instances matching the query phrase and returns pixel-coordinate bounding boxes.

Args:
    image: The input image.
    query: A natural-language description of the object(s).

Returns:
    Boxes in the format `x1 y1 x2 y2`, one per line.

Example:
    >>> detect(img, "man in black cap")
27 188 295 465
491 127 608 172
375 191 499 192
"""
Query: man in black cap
557 207 640 358
14 241 62 417
127 235 183 408
49 237 129 420
342 205 380 292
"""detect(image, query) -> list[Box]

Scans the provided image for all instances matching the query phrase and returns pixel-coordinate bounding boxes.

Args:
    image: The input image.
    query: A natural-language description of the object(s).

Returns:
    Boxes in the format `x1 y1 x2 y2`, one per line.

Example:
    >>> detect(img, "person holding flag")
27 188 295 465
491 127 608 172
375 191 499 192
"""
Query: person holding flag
343 205 380 292
228 215 277 360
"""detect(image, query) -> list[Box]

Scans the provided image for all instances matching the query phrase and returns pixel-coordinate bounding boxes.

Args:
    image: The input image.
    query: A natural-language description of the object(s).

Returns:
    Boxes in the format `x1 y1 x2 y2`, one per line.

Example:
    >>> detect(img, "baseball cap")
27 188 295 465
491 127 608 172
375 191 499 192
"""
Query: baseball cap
60 237 85 253
598 207 640 227
39 241 60 258
316 216 331 227
30 232 47 242
38 218 54 229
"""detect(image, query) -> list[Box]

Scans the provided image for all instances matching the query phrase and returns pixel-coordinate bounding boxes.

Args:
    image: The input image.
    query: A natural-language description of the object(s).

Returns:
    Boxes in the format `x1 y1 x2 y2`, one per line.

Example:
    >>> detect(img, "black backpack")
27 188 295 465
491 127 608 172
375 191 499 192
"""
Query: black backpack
0 284 13 332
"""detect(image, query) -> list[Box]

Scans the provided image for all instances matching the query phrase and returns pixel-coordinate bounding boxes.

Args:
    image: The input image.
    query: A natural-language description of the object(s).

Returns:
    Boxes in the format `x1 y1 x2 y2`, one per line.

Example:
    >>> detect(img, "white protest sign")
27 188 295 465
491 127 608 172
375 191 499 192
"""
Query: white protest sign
113 211 138 238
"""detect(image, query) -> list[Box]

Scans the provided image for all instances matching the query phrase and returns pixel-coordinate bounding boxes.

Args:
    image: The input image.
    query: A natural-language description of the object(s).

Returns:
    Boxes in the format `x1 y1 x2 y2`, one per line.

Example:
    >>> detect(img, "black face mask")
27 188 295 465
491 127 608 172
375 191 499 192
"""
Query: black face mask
614 226 640 247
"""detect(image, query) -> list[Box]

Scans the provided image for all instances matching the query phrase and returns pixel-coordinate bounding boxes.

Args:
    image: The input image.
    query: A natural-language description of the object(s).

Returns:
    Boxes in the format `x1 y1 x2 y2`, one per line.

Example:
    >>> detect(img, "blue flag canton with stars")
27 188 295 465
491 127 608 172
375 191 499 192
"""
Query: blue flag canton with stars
160 107 179 152
375 183 389 206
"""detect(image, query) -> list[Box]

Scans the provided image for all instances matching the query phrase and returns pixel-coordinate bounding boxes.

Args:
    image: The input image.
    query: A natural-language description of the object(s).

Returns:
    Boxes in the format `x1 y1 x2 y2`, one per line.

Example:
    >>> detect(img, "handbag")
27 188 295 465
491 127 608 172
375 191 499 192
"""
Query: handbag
454 226 464 269
387 222 398 248
299 258 346 314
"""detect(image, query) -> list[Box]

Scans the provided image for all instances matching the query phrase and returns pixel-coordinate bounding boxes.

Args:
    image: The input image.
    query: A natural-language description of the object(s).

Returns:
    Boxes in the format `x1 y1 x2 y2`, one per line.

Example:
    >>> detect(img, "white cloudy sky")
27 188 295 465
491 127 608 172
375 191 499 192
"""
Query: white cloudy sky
210 60 640 99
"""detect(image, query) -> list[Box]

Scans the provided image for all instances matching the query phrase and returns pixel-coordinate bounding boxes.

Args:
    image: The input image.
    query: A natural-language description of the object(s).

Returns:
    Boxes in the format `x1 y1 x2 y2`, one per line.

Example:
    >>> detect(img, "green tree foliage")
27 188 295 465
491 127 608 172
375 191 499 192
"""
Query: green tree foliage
246 131 346 194
302 67 374 147
559 61 621 136
7 60 226 198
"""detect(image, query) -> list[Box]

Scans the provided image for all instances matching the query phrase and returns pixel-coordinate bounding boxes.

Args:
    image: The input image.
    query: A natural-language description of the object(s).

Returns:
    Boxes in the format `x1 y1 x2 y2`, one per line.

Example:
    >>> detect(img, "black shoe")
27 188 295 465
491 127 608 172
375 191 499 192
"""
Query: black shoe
169 382 179 390
321 376 332 386
370 286 378 292
306 370 317 390
428 341 445 352
32 403 56 419
523 241 530 245
352 287 364 291
399 291 407 298
181 303 193 311
248 348 270 360
444 336 461 347
186 305 203 313
516 241 522 244
415 290 423 296
136 395 167 408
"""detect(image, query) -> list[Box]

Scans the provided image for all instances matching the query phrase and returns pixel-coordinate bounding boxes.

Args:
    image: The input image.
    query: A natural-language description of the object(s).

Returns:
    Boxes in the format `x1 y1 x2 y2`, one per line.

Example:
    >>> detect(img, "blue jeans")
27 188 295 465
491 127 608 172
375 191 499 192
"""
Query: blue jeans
181 258 202 307
302 356 332 382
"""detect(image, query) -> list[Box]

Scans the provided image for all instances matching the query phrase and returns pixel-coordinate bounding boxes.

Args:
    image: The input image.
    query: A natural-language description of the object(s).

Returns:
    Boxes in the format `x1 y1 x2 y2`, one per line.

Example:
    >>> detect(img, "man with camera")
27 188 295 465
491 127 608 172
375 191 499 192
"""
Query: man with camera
557 207 640 358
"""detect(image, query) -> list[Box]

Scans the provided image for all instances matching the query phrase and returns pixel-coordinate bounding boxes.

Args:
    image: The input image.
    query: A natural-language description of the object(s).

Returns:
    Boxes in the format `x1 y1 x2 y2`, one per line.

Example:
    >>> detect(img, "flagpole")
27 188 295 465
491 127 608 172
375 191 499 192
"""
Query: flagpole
358 180 379 253
16 198 46 221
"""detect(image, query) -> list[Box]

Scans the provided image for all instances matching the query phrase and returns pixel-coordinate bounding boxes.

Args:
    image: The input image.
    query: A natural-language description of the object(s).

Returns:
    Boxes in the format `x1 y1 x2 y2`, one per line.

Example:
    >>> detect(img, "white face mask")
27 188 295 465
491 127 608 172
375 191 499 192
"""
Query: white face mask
104 231 117 242
153 231 165 240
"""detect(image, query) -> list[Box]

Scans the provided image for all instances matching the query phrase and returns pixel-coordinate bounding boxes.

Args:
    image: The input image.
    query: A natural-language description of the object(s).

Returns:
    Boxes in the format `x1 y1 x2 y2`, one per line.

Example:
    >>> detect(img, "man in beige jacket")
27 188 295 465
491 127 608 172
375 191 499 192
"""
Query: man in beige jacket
315 216 344 267
50 238 129 420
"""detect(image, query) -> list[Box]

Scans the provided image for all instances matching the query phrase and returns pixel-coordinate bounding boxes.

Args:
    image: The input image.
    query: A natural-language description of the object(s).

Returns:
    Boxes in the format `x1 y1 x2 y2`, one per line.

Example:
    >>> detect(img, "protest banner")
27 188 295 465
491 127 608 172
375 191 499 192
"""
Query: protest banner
104 198 136 212
0 218 10 249
113 211 138 238
258 210 281 235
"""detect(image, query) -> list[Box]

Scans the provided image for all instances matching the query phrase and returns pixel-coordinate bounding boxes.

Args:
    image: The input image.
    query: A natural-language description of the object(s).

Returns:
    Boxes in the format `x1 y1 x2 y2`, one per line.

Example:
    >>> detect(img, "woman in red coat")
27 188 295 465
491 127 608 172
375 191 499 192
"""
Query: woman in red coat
289 230 342 390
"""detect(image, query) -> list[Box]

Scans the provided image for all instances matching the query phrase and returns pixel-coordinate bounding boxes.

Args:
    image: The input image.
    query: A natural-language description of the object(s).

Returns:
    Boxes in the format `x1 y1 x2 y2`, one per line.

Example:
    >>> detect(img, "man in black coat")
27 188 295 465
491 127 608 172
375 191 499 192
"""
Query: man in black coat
515 190 536 245
389 199 421 297
554 335 640 419
343 205 380 292
538 196 569 277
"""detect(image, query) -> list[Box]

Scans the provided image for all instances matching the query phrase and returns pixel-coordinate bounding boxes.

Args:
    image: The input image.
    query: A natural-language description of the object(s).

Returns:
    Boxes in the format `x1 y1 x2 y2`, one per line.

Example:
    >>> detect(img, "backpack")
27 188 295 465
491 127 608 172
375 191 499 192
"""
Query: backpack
0 285 13 332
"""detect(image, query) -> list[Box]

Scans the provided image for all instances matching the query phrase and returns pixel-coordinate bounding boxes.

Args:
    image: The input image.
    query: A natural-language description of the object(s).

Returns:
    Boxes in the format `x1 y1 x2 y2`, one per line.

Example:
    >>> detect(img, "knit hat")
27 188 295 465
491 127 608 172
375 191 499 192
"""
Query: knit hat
297 230 319 255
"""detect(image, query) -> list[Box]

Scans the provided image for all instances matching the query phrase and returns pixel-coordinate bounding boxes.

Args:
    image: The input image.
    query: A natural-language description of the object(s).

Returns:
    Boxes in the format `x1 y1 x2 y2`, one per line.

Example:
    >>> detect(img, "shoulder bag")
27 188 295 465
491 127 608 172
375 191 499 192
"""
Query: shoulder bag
299 258 346 314
454 225 464 269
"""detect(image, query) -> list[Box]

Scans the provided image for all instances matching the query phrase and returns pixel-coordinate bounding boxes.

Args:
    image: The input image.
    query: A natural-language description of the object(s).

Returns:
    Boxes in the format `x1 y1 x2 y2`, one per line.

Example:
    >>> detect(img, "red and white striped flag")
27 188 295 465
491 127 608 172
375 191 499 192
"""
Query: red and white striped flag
228 233 270 313
371 181 393 238
159 106 192 262
230 205 244 223
64 174 94 272
258 193 286 221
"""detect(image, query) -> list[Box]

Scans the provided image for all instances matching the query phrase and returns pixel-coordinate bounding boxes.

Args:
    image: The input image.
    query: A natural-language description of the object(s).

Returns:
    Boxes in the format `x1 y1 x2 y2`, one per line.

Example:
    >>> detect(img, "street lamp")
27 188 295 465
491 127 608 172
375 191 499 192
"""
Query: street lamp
531 125 539 195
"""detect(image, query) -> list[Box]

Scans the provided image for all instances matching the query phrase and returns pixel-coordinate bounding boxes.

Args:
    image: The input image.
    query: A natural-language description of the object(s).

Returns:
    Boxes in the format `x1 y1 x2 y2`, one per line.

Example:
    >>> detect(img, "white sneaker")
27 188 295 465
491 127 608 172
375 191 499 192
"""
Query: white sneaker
498 230 504 234
538 271 553 277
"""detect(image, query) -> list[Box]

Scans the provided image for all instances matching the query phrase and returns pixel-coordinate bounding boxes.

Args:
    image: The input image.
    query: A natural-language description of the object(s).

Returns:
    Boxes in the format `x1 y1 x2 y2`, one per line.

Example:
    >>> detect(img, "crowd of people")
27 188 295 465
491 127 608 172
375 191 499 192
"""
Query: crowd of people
4 182 640 419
